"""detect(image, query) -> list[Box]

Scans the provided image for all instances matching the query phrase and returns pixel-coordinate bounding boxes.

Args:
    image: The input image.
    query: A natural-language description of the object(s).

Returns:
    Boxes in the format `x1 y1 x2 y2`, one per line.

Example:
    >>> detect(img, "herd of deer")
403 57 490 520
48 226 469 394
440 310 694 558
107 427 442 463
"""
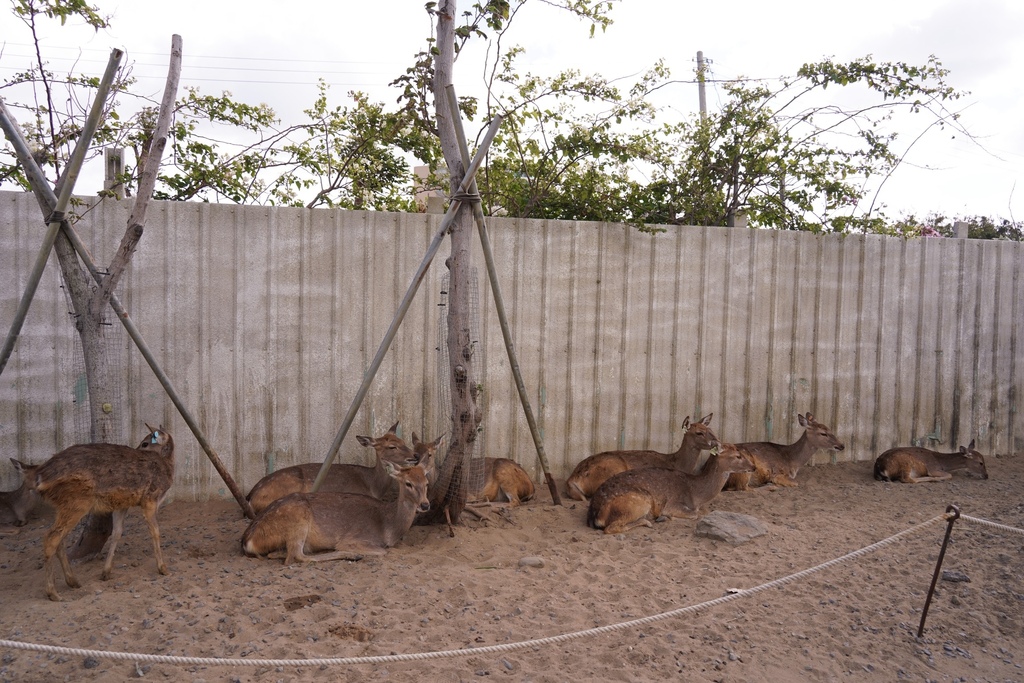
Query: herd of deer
3 413 989 600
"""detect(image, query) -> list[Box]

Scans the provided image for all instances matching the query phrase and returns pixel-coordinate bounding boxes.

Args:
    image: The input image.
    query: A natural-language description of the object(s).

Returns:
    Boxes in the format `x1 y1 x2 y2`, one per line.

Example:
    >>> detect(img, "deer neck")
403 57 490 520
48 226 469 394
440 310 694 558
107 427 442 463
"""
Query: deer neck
690 457 734 503
781 430 818 468
671 431 703 471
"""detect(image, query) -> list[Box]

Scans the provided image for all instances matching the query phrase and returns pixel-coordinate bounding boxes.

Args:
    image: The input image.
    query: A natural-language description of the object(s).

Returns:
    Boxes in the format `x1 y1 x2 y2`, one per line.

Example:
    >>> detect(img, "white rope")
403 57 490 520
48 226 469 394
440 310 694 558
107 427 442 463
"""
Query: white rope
3 508 1017 668
959 513 1024 536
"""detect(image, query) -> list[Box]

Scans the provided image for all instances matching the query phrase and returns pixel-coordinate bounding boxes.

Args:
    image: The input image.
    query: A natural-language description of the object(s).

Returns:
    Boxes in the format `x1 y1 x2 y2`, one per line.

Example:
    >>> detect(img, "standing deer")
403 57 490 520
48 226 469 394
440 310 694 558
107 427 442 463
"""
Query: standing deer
565 414 719 501
25 426 175 601
873 440 988 483
723 412 845 490
1 459 40 527
587 443 755 534
241 447 437 565
246 422 416 514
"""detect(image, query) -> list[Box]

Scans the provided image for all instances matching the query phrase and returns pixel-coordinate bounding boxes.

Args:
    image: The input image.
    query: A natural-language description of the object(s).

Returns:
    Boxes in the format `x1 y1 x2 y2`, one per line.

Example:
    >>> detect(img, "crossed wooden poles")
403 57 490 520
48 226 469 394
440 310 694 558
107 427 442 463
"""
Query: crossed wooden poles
1 50 559 522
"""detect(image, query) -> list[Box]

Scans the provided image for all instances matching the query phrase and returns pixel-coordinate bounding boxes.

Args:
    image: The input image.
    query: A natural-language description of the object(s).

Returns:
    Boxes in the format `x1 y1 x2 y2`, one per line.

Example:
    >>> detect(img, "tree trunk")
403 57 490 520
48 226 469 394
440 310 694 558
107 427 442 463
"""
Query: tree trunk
423 0 483 526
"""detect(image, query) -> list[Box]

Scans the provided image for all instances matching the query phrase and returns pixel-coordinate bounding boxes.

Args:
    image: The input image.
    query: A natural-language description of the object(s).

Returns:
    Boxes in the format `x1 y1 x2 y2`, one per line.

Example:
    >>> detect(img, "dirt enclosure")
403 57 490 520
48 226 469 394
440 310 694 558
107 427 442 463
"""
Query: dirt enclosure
1 454 1022 683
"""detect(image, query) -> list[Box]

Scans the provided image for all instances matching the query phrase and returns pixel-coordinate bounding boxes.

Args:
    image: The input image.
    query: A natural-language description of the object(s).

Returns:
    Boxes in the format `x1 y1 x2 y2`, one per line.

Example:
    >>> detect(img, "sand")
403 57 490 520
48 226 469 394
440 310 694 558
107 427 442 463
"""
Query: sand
0 454 1021 683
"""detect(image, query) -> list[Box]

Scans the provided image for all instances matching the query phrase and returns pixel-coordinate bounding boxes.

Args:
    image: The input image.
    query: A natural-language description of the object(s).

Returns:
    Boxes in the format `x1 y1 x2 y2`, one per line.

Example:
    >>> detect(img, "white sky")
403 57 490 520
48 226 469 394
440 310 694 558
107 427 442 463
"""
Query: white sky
1 0 1022 221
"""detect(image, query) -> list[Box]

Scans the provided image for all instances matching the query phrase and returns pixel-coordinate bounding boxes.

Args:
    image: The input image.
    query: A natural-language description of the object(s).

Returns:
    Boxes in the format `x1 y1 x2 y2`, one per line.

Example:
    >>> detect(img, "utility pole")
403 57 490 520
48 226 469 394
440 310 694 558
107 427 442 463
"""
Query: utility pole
696 50 708 119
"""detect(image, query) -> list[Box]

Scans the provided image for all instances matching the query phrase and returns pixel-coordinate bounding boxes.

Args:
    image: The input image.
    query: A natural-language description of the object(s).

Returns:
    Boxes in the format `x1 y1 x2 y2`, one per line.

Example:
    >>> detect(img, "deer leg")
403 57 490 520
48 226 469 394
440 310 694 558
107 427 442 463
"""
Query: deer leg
101 509 127 580
138 500 168 575
908 471 952 483
43 502 90 601
772 475 799 487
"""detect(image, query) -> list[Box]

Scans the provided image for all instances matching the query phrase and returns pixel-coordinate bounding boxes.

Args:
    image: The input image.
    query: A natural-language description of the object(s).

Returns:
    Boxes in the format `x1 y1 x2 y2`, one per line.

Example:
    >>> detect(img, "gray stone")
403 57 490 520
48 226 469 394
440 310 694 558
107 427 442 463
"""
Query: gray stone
695 511 768 544
518 556 545 568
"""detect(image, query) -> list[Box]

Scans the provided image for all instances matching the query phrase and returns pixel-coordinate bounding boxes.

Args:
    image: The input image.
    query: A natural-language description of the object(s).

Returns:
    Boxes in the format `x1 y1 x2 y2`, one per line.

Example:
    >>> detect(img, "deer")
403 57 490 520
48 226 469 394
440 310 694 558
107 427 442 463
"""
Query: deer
24 426 175 601
241 445 438 565
468 457 535 506
873 440 988 483
246 422 417 514
723 412 845 491
587 443 755 534
565 414 718 501
0 459 41 528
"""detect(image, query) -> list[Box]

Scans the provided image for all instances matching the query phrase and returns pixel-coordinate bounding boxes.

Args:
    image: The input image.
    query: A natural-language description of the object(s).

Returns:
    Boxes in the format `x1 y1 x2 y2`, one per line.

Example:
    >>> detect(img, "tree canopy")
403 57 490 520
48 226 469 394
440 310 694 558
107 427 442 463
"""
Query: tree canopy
0 0 1017 238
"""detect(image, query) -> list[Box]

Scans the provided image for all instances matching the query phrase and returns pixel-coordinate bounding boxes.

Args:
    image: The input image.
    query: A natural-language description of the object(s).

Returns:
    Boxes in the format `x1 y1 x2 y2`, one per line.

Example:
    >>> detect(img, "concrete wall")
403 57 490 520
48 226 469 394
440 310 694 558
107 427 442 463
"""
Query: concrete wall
1 191 1021 500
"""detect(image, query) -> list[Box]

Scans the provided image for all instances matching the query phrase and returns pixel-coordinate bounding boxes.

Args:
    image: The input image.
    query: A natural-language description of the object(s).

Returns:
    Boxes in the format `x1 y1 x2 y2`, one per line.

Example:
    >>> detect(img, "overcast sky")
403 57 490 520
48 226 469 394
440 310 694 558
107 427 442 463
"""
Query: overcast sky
1 0 1021 221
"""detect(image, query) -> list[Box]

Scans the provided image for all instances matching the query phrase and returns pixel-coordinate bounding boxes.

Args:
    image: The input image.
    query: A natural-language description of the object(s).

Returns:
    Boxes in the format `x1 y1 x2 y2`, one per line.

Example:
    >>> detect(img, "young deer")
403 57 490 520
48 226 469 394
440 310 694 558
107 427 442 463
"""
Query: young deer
468 458 535 506
566 414 719 501
723 412 845 491
241 447 438 565
246 422 416 514
1 459 40 527
587 443 755 535
26 426 175 601
873 440 988 483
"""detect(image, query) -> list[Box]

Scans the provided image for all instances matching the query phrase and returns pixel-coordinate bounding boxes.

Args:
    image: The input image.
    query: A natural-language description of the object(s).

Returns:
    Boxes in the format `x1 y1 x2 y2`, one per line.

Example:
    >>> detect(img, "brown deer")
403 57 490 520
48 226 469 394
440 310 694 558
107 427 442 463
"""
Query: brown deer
25 426 175 601
565 414 719 501
723 412 845 490
241 447 437 565
587 443 755 534
246 422 416 514
1 459 40 527
873 440 988 483
468 457 535 506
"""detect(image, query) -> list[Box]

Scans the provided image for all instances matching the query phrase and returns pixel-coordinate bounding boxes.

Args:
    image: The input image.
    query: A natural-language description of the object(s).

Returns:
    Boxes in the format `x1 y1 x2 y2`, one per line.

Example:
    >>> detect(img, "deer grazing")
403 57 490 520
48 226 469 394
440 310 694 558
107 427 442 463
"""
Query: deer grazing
241 444 438 565
587 443 755 534
566 414 719 501
23 426 175 601
1 459 40 528
246 422 416 514
723 412 845 491
873 440 988 483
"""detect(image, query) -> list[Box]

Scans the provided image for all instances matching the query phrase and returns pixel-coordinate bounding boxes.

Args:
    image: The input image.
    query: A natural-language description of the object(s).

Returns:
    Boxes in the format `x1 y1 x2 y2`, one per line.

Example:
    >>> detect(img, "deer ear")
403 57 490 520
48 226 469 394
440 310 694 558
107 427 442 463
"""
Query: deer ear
385 461 400 478
799 413 810 427
967 439 976 451
701 413 713 425
682 416 691 429
388 421 400 435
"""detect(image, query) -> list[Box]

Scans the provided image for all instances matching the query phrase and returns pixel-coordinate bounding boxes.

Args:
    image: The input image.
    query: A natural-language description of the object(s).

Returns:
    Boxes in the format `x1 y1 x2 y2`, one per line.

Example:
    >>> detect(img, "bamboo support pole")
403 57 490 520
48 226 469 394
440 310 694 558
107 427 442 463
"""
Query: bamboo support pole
311 115 505 492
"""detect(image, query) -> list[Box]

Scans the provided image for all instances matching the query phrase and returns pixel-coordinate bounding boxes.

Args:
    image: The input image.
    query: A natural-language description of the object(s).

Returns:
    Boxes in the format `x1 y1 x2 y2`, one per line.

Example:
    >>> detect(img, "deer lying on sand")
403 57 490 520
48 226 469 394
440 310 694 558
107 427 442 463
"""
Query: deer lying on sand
1 459 40 528
587 443 755 535
22 426 175 601
566 414 719 501
873 440 988 483
241 443 438 565
246 422 416 514
468 457 535 506
723 412 845 491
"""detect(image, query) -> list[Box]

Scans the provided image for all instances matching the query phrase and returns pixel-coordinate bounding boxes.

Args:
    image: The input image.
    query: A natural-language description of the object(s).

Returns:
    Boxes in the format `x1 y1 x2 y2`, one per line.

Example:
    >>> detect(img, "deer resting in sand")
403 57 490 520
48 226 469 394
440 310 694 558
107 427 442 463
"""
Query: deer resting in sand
566 414 719 501
468 457 535 506
587 443 755 534
23 426 175 601
723 412 844 490
873 440 988 483
246 421 416 514
241 446 437 565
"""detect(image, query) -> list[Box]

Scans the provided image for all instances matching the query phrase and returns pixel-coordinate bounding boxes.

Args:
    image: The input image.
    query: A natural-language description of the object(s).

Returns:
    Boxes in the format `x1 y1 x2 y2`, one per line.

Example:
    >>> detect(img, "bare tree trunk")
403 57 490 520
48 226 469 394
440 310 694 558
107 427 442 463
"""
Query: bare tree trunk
423 0 483 526
68 37 183 559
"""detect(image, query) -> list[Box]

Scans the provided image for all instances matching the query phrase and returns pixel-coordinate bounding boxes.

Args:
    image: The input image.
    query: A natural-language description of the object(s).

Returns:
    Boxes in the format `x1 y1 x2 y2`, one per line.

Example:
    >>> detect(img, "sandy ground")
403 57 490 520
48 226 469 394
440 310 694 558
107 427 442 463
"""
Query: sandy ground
0 453 1021 683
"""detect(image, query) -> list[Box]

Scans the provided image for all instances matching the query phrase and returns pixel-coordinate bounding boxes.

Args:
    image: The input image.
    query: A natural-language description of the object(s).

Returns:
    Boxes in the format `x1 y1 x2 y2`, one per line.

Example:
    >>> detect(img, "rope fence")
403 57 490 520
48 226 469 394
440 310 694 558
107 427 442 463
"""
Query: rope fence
0 508 1019 669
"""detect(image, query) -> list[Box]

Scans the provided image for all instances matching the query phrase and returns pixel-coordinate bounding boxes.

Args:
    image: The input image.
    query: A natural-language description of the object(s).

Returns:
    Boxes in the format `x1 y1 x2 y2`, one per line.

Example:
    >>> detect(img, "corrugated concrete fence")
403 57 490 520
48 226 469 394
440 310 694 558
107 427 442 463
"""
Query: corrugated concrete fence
1 191 1021 500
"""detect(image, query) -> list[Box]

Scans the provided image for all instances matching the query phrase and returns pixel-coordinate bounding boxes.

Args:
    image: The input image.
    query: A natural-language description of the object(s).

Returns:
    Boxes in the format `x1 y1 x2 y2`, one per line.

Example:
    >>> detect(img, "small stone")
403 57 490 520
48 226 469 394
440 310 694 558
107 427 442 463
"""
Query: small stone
518 556 545 568
83 657 100 669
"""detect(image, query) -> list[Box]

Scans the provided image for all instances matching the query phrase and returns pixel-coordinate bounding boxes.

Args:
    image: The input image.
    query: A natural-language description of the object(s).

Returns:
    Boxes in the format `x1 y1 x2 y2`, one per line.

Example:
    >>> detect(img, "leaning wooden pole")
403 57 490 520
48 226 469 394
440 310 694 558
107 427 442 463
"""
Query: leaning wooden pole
310 115 504 493
444 86 562 505
0 49 123 377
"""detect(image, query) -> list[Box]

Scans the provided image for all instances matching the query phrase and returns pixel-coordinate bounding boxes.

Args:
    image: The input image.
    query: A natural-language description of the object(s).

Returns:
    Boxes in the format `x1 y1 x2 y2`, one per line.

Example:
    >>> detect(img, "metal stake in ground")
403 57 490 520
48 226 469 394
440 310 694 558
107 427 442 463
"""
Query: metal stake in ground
917 504 961 637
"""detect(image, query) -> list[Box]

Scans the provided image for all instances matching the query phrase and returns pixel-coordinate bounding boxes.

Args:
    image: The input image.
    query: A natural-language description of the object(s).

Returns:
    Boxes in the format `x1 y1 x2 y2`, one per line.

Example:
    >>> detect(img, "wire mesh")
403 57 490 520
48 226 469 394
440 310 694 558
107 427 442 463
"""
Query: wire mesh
436 268 487 503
